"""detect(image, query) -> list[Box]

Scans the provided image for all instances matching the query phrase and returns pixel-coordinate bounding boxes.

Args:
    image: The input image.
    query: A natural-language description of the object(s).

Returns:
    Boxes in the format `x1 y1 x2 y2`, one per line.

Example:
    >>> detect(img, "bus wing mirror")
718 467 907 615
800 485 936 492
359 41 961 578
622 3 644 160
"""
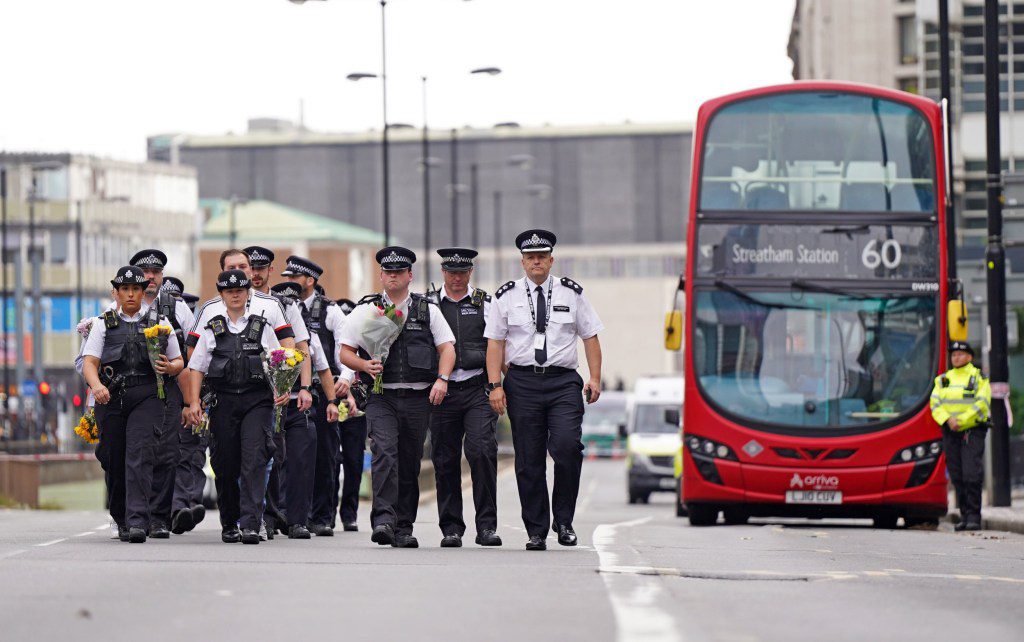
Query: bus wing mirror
664 408 681 427
664 311 683 351
617 423 628 439
948 299 968 343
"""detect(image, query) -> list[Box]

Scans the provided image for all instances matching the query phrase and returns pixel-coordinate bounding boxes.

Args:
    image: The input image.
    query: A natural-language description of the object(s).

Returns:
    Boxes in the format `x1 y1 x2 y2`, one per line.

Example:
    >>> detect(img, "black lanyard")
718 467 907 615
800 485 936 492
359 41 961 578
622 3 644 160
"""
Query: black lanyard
526 277 553 334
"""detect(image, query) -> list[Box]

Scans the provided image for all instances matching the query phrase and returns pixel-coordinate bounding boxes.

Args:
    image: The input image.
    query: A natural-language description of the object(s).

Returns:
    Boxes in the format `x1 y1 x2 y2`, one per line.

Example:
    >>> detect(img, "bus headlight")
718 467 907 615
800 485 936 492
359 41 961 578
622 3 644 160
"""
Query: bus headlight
685 434 738 462
891 440 942 464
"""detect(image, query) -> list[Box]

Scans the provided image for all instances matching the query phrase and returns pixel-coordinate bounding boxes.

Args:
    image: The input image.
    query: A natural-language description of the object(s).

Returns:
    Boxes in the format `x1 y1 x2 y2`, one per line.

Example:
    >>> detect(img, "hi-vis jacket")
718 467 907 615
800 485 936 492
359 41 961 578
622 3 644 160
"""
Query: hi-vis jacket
930 363 992 432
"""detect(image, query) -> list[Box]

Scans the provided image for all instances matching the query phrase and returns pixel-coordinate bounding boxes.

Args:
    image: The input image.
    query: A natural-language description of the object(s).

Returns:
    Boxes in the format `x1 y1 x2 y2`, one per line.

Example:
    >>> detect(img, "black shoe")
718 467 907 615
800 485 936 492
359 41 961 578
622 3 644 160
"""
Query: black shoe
171 508 194 535
342 521 359 532
954 521 969 532
309 523 334 537
149 522 170 539
394 534 419 548
221 528 241 544
241 529 260 545
963 522 982 531
553 523 578 546
525 535 547 551
288 524 312 539
371 524 396 546
190 504 206 528
128 527 147 544
440 534 463 548
475 530 503 547
117 526 130 542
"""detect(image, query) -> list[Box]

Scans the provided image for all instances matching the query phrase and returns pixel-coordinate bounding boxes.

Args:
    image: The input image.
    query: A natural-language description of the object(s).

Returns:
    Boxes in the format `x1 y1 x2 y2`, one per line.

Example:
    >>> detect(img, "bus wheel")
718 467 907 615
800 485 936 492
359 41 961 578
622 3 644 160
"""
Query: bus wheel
688 503 719 526
872 515 899 530
629 491 650 504
722 508 749 525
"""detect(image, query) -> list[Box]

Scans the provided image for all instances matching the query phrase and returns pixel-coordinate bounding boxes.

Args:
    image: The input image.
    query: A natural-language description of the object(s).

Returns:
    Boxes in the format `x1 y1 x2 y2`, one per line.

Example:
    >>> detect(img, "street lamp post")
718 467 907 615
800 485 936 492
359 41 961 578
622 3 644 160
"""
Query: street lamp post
0 166 7 410
422 77 432 291
491 184 551 288
470 153 533 249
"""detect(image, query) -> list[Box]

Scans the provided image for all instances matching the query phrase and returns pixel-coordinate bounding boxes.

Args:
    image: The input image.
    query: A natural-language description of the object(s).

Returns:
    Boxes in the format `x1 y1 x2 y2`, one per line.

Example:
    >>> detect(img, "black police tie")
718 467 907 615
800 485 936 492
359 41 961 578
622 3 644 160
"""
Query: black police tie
535 285 547 365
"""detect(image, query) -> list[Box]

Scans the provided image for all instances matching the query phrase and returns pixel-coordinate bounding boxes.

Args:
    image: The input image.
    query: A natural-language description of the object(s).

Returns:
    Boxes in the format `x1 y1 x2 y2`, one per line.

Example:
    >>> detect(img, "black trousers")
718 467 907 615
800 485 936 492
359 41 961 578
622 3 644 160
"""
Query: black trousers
265 427 289 531
209 387 274 531
366 389 431 536
430 377 498 535
280 401 317 527
309 394 340 527
339 413 368 525
149 382 181 527
505 369 585 538
95 382 163 530
943 424 988 523
171 420 208 513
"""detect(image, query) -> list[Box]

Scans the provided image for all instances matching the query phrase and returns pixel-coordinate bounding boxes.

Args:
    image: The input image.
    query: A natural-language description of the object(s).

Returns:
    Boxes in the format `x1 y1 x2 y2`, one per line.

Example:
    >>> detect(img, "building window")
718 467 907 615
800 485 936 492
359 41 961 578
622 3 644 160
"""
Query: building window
899 16 918 64
898 77 919 94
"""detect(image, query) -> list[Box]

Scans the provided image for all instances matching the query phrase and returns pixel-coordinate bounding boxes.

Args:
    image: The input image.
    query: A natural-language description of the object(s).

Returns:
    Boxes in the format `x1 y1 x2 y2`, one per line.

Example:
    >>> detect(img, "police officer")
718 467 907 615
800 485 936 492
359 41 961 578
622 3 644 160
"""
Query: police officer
431 248 502 548
334 297 368 532
129 250 195 539
280 255 351 536
82 266 184 543
183 270 291 545
181 292 200 313
931 341 992 532
269 280 343 539
244 246 316 536
339 247 456 548
485 230 604 551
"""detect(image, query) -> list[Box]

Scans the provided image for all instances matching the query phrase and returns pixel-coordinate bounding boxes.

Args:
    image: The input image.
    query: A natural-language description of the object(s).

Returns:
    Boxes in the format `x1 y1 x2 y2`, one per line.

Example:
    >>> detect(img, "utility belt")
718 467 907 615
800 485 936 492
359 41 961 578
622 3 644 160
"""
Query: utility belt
99 367 155 397
377 386 430 398
447 374 486 390
508 364 574 375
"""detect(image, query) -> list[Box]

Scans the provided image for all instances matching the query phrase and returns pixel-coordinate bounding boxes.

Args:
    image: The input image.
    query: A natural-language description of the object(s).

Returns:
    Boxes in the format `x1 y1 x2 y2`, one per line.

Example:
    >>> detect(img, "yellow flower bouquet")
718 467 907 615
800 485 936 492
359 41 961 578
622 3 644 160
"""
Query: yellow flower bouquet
74 408 98 444
263 348 307 432
143 324 174 399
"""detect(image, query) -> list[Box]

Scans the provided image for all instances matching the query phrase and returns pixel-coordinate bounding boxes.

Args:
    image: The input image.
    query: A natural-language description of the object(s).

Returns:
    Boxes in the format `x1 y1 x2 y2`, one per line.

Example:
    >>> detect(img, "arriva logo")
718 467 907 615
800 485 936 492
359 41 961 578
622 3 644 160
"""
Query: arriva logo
788 473 840 489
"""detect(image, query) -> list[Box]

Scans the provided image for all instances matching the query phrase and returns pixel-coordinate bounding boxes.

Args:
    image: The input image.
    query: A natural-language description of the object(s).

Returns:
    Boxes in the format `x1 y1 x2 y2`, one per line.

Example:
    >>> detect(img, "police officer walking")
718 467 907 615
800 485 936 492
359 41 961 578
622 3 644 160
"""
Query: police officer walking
280 255 352 536
183 270 292 544
931 341 992 532
339 247 456 548
334 297 369 532
485 230 604 551
431 248 501 547
82 266 184 543
128 250 196 539
270 280 343 539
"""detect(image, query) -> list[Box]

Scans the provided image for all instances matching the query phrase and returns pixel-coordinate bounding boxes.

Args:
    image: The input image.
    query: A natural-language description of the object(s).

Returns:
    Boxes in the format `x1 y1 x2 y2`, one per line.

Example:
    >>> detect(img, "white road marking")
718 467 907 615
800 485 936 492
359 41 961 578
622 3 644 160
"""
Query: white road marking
75 532 94 537
215 589 232 597
34 538 66 547
0 549 26 560
94 524 110 531
577 478 599 514
594 516 683 642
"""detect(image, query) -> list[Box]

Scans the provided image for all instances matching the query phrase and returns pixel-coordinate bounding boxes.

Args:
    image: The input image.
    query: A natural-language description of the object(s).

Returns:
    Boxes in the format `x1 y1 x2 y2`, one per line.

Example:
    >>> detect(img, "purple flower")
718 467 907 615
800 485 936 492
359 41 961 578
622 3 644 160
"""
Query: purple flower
270 350 285 367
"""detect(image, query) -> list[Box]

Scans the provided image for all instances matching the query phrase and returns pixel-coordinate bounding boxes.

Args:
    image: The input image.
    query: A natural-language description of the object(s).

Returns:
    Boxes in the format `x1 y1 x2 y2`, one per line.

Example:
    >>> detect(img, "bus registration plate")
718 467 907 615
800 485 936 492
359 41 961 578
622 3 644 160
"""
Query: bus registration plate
785 490 842 505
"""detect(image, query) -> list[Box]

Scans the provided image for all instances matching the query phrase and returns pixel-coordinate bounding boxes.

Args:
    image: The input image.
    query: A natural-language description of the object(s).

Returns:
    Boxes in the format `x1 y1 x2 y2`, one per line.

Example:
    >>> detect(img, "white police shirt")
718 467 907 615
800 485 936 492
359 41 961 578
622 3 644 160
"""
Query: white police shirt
186 289 293 349
187 312 282 375
82 308 183 362
339 291 455 390
485 275 603 369
105 296 195 339
442 283 491 383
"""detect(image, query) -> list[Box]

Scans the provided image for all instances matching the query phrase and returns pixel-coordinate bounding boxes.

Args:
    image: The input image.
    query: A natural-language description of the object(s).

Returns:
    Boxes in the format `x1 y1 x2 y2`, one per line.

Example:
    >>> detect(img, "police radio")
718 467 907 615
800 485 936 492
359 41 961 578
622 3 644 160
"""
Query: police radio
246 315 267 341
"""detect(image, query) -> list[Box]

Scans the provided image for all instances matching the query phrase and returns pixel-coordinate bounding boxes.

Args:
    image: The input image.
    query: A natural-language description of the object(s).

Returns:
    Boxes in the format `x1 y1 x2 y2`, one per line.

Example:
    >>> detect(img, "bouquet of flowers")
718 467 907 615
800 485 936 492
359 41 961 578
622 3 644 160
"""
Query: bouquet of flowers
361 303 405 393
74 408 98 444
263 348 307 432
143 324 174 400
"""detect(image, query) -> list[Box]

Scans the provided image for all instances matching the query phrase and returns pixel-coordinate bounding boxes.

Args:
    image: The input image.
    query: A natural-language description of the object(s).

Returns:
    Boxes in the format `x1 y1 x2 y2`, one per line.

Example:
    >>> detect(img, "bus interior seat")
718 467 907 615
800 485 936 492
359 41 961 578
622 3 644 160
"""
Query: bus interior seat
744 185 789 210
888 184 934 212
840 182 888 211
702 182 742 210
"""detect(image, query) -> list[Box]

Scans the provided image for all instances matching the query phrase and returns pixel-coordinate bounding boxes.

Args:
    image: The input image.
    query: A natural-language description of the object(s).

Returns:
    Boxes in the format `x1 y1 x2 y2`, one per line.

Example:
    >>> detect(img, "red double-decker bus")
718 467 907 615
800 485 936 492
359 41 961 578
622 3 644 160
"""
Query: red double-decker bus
675 81 951 527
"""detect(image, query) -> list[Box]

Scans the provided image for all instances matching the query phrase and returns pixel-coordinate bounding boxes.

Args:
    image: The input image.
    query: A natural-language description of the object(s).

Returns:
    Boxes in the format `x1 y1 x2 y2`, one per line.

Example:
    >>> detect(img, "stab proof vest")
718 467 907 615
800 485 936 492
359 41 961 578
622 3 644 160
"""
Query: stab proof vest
357 293 438 385
438 289 489 372
156 291 185 356
206 314 269 395
100 307 163 380
305 295 341 376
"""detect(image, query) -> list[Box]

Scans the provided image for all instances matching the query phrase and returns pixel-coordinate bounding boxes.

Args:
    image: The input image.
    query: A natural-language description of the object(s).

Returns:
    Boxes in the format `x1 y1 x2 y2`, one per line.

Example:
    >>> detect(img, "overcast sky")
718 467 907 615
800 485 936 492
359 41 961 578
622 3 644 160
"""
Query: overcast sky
0 0 796 161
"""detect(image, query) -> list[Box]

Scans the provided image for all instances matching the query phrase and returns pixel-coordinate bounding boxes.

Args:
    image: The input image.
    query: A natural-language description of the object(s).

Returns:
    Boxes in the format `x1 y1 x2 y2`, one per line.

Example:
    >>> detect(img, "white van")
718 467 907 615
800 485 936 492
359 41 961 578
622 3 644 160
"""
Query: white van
626 375 683 504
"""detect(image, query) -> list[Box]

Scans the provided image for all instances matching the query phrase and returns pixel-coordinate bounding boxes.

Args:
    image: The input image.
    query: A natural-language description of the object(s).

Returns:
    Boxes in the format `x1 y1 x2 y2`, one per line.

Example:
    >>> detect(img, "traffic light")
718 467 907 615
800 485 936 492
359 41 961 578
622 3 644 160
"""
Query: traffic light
72 394 82 408
38 381 51 396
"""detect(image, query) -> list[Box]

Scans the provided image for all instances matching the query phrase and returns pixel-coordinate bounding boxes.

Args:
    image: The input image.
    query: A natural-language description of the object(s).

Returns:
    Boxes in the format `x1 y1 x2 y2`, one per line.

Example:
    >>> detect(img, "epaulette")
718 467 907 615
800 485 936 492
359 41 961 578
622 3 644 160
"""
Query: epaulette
561 277 583 295
495 281 516 299
358 293 383 305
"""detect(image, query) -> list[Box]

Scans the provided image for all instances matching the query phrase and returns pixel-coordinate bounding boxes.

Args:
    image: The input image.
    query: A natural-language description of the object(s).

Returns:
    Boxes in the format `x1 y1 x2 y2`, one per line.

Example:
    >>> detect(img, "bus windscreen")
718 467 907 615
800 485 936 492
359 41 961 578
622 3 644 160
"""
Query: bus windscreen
699 92 937 213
